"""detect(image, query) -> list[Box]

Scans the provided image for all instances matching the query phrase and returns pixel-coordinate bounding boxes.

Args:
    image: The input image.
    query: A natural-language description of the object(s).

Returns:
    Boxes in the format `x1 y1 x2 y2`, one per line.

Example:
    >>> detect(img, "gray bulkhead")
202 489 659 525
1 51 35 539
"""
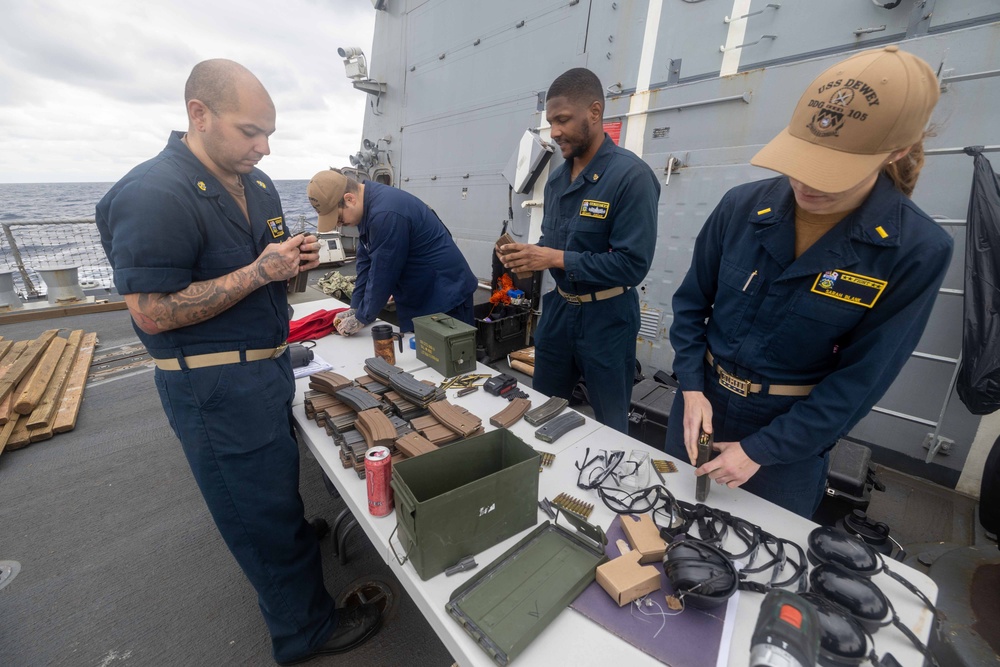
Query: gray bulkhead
349 0 1000 491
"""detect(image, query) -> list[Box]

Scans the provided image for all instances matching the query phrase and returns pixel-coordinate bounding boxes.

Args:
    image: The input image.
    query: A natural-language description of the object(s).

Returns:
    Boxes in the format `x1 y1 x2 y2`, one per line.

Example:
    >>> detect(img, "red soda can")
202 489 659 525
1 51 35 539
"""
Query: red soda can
365 446 393 516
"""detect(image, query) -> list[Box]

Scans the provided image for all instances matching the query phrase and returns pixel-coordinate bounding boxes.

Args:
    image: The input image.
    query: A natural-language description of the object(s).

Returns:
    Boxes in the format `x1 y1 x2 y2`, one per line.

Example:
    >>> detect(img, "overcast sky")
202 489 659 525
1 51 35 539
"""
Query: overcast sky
0 0 376 183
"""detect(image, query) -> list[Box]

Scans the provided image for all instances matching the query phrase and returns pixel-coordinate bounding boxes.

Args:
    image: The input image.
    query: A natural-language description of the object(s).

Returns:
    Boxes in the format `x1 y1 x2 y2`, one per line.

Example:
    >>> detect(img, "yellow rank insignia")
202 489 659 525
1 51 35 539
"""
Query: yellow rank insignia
811 269 887 308
580 200 610 219
266 217 285 238
256 180 267 189
197 181 207 191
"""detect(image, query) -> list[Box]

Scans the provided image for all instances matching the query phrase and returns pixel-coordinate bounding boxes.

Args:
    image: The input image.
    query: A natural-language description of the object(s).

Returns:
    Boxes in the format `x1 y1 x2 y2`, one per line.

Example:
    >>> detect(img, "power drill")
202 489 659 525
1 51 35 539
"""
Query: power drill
750 590 820 667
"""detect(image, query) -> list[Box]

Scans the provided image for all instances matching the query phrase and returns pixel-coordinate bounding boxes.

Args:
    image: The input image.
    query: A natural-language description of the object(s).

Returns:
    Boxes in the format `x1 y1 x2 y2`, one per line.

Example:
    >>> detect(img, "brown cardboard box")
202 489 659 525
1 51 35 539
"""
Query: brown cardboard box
621 513 667 565
595 543 661 607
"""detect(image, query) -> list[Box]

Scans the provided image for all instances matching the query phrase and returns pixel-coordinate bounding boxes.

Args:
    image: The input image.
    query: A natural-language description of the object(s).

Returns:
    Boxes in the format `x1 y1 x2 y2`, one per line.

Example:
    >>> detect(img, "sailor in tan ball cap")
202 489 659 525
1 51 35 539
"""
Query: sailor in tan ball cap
665 46 953 517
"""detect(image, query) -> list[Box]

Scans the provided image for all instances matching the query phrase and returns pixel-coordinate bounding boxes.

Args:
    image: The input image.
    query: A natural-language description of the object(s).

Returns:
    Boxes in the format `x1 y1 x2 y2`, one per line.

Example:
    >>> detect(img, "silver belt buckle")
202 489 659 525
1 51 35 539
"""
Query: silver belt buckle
562 292 582 305
718 367 750 397
270 343 288 359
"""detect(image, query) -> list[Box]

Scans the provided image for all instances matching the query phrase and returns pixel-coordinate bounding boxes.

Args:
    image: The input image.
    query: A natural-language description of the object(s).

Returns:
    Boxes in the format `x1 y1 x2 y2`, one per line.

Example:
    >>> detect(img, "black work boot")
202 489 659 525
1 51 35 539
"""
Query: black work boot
277 603 382 665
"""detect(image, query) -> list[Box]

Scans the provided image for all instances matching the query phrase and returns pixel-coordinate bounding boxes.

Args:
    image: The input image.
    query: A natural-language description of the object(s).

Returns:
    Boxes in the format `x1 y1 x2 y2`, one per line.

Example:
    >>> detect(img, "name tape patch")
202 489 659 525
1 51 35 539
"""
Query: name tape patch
580 200 610 219
266 216 285 238
811 269 887 308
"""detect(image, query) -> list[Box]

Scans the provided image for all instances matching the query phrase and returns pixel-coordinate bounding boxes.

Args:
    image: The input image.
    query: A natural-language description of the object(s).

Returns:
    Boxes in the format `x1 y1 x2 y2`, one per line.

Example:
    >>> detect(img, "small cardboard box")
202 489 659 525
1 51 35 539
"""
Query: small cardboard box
595 545 661 607
620 513 667 564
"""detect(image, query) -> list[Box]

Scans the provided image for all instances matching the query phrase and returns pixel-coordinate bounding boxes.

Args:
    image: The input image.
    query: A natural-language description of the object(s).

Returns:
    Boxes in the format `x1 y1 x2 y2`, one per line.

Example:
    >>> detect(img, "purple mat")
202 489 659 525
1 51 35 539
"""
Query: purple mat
569 514 731 667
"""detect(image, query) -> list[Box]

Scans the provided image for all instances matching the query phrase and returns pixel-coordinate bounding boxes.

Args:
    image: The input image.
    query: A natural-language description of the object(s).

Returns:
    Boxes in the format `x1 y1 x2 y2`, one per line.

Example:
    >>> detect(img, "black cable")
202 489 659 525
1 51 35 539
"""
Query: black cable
576 448 688 527
575 448 629 490
572 449 807 594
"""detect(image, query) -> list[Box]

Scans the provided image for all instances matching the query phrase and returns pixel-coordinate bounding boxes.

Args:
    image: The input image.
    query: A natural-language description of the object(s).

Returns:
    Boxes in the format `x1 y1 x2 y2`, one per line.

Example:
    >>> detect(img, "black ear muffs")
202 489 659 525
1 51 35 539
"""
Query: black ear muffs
808 526 938 623
663 538 738 609
800 592 874 667
807 526 882 576
808 563 889 633
808 562 941 666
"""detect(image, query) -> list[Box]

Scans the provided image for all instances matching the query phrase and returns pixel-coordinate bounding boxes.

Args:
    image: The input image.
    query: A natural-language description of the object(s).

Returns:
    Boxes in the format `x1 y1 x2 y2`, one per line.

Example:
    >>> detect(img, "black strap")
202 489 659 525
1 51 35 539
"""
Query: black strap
885 596 940 667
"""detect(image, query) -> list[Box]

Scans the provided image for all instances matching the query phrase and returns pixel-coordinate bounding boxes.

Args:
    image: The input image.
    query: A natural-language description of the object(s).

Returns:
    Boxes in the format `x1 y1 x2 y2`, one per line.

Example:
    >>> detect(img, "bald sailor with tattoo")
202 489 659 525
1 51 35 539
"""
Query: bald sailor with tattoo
96 59 381 665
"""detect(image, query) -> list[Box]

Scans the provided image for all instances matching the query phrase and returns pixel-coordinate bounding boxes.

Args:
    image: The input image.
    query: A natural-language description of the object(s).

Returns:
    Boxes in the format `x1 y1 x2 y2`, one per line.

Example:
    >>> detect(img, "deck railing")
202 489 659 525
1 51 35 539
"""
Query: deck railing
1 215 318 298
0 219 109 298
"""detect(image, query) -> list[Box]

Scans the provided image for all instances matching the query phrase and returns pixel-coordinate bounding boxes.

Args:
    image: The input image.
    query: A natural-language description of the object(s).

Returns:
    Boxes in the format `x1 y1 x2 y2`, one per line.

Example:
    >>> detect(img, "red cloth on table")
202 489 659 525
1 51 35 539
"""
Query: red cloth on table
287 307 349 342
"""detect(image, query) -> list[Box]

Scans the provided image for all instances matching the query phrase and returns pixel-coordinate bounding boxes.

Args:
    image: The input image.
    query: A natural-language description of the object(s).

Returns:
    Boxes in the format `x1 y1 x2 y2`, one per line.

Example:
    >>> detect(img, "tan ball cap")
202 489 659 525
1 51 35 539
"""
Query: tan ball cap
307 170 349 232
751 45 939 193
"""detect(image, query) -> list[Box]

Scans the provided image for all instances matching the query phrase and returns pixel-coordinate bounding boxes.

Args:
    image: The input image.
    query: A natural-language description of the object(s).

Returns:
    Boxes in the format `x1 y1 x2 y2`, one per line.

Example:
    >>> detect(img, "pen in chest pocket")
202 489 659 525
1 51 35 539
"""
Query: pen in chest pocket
742 270 758 292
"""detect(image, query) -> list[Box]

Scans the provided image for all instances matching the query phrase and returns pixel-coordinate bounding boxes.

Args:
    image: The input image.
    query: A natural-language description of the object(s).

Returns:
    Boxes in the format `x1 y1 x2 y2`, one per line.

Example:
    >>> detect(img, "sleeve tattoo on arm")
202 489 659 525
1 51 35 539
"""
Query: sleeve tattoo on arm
129 265 266 334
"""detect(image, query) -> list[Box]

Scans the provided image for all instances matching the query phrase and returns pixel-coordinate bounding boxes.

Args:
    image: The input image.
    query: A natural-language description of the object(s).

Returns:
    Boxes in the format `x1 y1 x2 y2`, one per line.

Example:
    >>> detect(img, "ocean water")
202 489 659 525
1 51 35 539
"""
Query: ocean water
0 180 317 224
0 180 317 294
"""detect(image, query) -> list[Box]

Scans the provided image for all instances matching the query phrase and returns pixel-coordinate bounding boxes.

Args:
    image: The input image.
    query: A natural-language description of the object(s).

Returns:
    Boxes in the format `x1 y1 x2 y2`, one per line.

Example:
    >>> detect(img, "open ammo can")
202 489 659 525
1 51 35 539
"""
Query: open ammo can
390 428 539 580
447 508 608 665
412 312 477 377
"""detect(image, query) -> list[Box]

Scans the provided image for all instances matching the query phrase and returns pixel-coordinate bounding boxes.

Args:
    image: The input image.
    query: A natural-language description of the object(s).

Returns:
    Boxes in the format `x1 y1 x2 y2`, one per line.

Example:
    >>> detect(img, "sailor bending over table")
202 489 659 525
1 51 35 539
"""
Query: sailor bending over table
306 169 477 336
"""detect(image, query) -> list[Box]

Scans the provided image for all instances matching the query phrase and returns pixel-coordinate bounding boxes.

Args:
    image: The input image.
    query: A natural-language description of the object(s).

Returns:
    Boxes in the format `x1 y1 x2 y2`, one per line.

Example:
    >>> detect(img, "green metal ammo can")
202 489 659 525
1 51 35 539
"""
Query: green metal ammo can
389 428 540 580
412 312 477 378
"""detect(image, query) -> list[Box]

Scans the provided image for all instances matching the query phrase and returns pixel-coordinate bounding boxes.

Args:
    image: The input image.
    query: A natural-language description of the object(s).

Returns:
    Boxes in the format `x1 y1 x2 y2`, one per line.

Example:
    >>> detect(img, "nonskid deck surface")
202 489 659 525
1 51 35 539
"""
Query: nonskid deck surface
0 306 451 667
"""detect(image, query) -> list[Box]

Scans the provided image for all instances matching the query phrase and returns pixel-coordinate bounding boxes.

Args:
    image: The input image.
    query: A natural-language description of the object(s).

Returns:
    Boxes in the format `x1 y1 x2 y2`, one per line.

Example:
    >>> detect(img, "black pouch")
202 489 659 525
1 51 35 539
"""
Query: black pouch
287 342 314 368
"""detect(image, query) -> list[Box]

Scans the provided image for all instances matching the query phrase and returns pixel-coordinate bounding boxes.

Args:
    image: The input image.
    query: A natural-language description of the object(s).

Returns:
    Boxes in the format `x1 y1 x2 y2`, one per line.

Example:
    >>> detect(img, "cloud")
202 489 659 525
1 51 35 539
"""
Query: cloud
0 0 376 182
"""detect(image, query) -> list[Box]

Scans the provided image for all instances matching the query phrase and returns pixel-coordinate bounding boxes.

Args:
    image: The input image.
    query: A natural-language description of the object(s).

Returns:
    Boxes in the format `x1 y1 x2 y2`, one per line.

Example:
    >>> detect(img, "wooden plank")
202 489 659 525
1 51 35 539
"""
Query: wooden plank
0 414 20 457
4 412 34 450
14 336 67 414
53 332 98 434
0 394 13 425
509 359 535 377
1 373 34 451
28 422 54 444
0 384 15 425
0 329 58 405
0 340 12 362
0 340 29 382
0 341 29 425
27 330 83 431
0 300 128 326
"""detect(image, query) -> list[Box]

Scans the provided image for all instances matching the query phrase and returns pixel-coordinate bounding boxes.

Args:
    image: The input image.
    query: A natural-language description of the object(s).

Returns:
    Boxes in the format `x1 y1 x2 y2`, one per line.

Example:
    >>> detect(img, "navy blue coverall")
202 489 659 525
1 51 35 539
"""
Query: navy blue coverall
96 131 335 663
534 134 660 432
667 175 953 516
351 182 478 332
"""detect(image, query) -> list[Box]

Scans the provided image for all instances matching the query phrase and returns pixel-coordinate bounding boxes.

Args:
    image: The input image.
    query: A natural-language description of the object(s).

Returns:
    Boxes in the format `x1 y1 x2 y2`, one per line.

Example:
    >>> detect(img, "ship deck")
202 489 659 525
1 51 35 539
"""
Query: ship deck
0 277 994 666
